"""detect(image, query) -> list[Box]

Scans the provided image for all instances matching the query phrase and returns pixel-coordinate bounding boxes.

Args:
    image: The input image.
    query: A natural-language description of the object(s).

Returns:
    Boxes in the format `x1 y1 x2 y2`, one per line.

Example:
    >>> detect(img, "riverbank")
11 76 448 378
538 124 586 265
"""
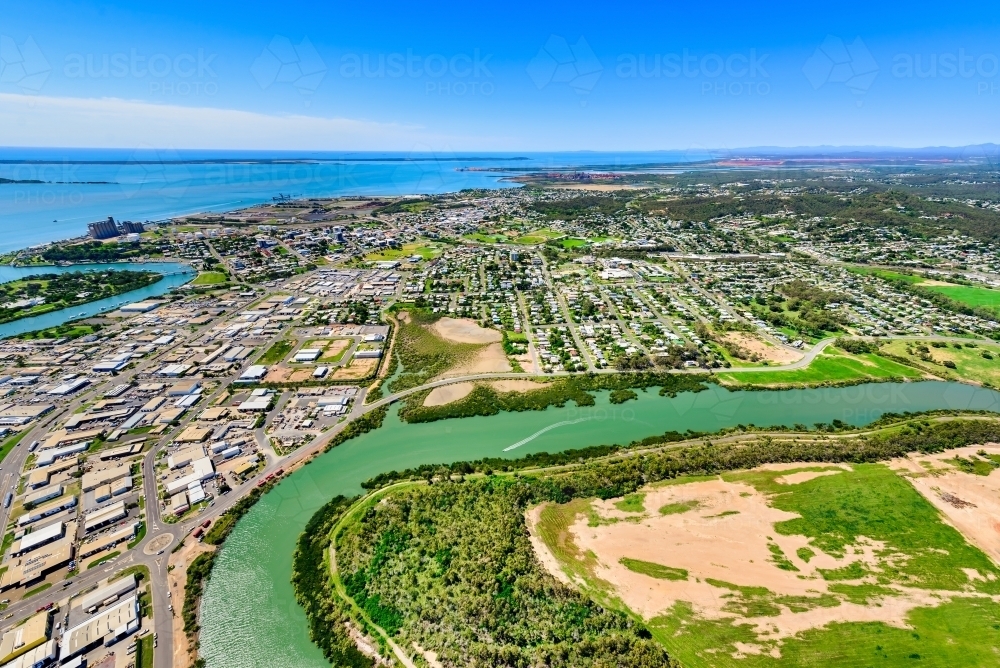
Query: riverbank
0 261 195 338
299 415 1000 667
0 269 162 325
197 380 1000 668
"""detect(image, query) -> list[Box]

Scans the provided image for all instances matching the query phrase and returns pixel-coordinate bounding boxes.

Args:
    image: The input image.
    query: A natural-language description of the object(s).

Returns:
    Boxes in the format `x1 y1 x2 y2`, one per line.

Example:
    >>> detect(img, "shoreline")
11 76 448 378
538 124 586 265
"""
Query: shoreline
0 261 196 338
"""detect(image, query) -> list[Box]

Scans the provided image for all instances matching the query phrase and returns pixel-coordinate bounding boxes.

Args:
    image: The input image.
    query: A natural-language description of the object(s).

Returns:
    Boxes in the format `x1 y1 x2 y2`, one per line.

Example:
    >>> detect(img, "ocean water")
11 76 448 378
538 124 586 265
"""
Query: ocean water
0 149 701 254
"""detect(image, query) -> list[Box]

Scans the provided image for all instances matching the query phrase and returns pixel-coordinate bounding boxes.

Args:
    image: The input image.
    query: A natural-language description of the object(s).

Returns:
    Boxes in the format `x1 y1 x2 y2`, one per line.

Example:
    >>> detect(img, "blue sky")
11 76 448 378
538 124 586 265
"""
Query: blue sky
2 0 999 151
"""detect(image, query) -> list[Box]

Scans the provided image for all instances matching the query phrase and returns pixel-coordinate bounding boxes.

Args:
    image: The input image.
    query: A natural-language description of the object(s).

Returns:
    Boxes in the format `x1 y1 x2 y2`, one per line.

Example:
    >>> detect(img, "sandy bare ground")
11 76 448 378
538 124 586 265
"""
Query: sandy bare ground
724 332 803 365
319 338 351 361
757 462 853 473
168 539 216 668
263 366 318 383
423 379 543 407
491 379 541 392
430 317 501 344
529 467 990 648
526 505 573 586
333 357 379 380
423 382 475 407
412 643 444 668
438 342 511 378
890 444 1000 564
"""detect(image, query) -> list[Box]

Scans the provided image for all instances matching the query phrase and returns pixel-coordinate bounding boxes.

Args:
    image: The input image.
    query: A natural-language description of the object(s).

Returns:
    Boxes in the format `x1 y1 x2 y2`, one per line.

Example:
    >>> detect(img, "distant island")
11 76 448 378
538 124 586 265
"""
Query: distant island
0 177 116 185
0 269 162 324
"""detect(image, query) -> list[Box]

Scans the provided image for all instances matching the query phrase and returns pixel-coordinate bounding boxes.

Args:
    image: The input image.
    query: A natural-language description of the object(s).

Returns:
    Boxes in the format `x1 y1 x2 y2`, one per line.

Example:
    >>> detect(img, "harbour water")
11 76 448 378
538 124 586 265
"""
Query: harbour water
0 149 700 254
198 380 1000 668
0 262 195 337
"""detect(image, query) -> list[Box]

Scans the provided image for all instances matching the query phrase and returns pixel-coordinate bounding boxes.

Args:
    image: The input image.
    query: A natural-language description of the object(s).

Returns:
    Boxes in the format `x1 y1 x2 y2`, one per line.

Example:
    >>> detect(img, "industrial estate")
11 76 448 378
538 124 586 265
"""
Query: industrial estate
0 163 998 668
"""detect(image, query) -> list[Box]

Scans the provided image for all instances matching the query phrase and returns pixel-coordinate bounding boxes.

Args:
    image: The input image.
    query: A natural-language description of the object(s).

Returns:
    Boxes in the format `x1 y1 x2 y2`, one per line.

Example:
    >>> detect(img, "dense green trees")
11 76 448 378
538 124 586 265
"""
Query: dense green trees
40 241 157 262
298 415 1000 666
0 270 160 323
529 195 628 221
335 479 677 667
398 373 710 423
183 553 216 634
291 496 373 668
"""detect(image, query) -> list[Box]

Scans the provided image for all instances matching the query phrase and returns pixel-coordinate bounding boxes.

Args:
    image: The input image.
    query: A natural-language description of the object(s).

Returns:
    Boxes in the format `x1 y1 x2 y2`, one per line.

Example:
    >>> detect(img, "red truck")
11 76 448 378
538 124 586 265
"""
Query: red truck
201 519 211 529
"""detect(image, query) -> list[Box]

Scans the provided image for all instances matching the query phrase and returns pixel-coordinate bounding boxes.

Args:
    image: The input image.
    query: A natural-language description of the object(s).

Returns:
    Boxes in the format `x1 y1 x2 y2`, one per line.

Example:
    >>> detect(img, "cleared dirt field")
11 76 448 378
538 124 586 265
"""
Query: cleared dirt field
530 456 1000 665
436 342 511 378
724 332 803 365
491 379 541 392
423 382 476 407
263 366 317 383
319 338 352 362
332 357 379 380
891 444 1000 563
430 317 501 344
422 379 544 407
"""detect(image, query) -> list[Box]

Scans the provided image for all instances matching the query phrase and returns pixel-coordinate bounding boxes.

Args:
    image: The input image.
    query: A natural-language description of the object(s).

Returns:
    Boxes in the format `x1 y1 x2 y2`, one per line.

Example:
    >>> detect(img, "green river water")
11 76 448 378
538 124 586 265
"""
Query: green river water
199 380 1000 667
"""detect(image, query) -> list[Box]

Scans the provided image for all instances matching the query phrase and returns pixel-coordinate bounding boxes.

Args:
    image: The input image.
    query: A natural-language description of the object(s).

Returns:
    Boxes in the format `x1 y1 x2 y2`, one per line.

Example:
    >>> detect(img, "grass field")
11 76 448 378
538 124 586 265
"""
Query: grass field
538 461 1000 667
561 238 589 249
513 228 565 245
536 499 607 590
365 242 442 262
259 339 294 364
191 271 227 285
922 283 1000 311
846 266 1000 313
613 493 646 513
299 338 353 364
652 597 1000 668
716 347 924 387
881 339 1000 386
644 464 1000 667
463 232 508 244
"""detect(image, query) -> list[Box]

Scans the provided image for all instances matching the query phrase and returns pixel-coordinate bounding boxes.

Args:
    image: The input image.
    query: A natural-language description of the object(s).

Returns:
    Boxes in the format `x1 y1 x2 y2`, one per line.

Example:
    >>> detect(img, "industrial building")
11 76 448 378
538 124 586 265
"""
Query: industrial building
87 217 119 240
0 611 52 666
60 595 139 660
